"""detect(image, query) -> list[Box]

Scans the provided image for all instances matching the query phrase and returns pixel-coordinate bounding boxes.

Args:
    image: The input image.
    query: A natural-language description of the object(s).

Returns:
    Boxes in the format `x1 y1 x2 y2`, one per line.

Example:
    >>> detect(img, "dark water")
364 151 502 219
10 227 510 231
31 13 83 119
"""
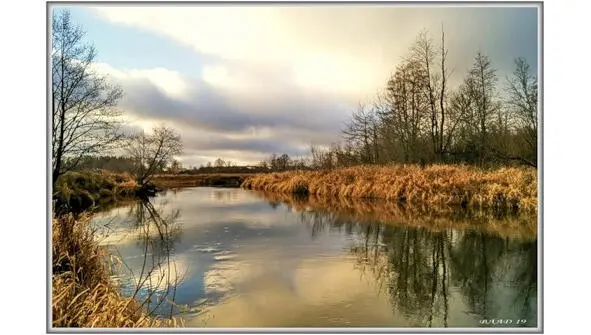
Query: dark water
90 187 538 328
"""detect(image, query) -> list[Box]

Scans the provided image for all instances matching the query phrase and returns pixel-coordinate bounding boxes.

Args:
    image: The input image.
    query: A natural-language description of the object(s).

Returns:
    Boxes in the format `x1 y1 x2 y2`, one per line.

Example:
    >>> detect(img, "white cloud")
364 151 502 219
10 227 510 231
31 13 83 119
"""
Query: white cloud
92 62 189 100
202 65 231 88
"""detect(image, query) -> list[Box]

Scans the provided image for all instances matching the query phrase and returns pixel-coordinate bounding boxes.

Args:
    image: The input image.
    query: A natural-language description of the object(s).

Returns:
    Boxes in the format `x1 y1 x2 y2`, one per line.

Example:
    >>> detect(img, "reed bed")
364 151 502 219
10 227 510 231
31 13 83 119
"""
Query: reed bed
242 164 538 214
254 191 537 241
52 214 182 328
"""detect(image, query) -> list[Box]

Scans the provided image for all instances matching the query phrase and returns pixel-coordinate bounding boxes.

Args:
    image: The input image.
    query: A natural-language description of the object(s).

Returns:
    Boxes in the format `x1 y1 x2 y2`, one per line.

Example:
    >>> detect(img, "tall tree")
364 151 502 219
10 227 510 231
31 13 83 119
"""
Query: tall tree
437 26 450 160
51 10 124 183
409 31 440 160
382 59 428 162
465 52 499 164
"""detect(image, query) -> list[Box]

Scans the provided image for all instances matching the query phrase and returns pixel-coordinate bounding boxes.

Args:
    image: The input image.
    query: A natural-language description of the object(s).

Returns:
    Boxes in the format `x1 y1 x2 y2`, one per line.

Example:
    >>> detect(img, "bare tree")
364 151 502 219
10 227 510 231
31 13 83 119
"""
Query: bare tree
505 57 538 166
126 126 183 187
343 103 379 164
382 59 428 162
214 158 225 168
409 31 440 160
406 28 453 161
52 10 124 183
275 153 291 171
438 25 451 160
465 52 499 164
446 85 474 160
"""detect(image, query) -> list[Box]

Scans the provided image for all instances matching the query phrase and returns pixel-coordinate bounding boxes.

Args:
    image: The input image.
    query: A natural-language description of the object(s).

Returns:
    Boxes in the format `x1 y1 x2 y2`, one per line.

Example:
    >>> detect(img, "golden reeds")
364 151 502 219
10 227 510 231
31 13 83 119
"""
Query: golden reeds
242 164 538 214
52 214 182 328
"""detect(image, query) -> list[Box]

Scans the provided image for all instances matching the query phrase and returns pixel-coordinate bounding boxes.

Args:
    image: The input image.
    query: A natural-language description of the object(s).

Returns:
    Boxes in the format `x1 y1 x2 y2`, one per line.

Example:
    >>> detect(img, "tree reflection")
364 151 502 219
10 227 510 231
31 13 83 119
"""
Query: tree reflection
298 210 357 239
111 198 184 319
290 199 537 327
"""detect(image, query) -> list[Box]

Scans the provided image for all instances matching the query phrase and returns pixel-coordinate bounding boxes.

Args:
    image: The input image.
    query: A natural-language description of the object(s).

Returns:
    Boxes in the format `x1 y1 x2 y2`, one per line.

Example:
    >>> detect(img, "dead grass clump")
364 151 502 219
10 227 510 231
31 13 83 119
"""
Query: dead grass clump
242 164 538 214
52 215 181 328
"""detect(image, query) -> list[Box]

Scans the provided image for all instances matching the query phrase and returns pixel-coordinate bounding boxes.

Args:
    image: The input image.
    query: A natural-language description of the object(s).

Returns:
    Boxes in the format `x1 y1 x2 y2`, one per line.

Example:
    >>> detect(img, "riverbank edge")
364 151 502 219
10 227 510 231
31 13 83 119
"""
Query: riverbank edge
241 164 538 215
52 171 182 327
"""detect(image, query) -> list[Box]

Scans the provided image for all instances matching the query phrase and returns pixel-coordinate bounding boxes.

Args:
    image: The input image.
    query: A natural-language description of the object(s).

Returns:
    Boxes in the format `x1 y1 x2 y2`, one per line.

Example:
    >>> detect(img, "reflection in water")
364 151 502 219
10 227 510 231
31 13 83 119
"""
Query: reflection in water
94 198 184 318
346 223 537 328
261 191 537 241
91 187 538 328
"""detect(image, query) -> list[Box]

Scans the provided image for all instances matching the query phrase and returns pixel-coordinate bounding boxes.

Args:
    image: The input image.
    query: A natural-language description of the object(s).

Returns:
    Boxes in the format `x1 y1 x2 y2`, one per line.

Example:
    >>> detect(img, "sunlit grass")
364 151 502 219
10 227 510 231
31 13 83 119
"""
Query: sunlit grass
52 214 182 328
242 164 538 214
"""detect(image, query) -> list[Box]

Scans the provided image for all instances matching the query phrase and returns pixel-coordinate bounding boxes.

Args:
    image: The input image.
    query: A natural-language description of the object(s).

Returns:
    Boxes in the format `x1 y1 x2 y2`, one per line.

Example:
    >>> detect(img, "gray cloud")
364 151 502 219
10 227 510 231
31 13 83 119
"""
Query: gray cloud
108 64 347 166
120 69 348 134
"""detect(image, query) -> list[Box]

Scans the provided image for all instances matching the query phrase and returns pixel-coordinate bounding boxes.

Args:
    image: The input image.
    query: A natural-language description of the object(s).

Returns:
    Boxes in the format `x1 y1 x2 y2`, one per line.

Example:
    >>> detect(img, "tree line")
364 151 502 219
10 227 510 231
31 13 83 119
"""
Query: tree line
312 29 538 169
51 10 183 188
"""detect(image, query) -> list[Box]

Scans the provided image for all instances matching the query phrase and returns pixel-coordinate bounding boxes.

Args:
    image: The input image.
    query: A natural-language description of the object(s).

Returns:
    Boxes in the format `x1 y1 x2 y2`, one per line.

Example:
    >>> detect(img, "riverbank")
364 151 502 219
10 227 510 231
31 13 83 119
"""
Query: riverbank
52 214 181 327
52 171 181 327
53 170 139 213
242 164 537 214
151 173 252 189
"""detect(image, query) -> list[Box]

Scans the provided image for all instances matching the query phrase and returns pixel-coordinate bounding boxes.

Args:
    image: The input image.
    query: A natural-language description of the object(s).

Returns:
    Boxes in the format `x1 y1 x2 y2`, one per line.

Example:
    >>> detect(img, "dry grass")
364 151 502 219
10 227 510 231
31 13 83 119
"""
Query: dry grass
54 170 139 212
254 191 537 241
242 164 538 214
52 214 182 328
151 173 252 189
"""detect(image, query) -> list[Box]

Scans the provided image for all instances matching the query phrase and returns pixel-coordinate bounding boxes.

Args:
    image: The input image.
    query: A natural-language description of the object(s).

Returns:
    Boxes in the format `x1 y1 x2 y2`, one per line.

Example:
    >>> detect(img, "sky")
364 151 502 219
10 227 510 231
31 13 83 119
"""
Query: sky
52 4 539 167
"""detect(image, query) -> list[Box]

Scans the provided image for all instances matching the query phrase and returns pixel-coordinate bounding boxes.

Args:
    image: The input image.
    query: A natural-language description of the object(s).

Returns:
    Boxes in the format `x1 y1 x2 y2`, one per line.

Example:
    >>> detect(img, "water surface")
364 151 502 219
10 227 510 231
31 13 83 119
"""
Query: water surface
91 187 537 328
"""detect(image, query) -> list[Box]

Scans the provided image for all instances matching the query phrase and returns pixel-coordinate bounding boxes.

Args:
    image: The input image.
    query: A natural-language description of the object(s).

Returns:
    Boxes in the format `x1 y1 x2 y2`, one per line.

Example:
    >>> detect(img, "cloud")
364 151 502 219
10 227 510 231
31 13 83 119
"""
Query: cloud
92 5 537 88
83 5 538 166
92 61 350 165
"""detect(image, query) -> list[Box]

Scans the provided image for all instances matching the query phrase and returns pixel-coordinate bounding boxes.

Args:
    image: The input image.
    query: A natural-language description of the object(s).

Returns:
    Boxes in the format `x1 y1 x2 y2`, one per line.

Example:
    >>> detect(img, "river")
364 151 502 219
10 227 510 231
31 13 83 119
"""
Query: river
90 187 538 328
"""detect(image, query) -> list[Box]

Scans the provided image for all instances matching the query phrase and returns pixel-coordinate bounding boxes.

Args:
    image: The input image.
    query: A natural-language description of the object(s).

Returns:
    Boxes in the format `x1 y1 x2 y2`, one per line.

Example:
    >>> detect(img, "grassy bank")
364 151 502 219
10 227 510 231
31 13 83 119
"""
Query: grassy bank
52 214 181 327
242 164 537 214
151 173 252 189
53 170 139 213
52 171 181 327
254 191 537 241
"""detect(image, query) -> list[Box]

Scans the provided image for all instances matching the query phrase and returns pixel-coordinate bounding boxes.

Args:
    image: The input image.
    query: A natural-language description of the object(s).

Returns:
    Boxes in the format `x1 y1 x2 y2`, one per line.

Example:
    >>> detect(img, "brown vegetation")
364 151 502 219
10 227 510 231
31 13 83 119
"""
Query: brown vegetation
151 173 252 189
53 170 139 213
242 164 537 214
253 191 537 241
52 215 181 327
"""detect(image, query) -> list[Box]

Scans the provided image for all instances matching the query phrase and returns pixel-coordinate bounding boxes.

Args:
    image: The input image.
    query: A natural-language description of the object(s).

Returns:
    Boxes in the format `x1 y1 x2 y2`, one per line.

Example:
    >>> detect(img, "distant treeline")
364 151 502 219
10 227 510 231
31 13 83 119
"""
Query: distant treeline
71 155 297 174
